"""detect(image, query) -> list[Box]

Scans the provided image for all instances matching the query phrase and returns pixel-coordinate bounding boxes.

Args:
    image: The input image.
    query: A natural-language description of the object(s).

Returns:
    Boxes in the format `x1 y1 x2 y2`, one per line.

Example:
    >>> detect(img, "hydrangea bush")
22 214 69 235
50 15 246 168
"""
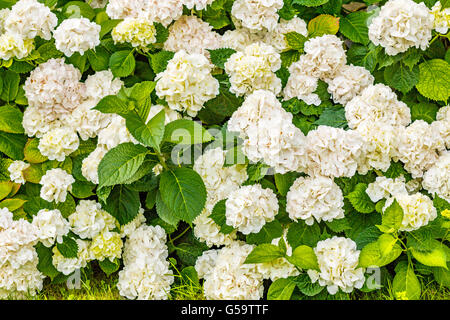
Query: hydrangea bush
0 0 449 300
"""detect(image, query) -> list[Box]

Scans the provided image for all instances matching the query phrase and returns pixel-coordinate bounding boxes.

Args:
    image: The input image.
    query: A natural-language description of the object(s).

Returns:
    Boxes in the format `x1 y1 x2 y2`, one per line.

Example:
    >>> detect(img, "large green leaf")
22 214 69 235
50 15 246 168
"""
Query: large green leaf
0 105 23 134
103 185 140 225
288 245 320 270
0 70 20 102
346 183 376 214
244 244 285 264
384 62 419 94
267 277 296 300
163 119 214 144
380 199 404 232
416 59 450 102
159 168 206 223
393 264 421 300
0 132 27 160
307 14 340 38
109 50 136 78
359 234 402 267
339 11 369 45
98 143 149 188
125 110 165 152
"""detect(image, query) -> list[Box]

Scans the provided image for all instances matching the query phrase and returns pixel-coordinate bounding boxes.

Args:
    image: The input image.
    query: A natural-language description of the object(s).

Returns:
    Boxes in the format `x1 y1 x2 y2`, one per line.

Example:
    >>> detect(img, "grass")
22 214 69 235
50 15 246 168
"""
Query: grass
26 269 448 300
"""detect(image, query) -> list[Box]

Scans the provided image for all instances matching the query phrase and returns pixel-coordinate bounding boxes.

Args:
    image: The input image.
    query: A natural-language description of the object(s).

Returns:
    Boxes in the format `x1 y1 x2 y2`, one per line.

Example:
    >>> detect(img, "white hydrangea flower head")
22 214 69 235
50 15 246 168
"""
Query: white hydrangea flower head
39 168 75 204
164 15 221 58
119 208 146 238
422 151 450 202
97 115 139 150
0 33 34 60
155 50 219 117
22 106 62 138
24 58 86 122
286 175 345 226
112 18 157 50
221 28 265 52
195 249 219 279
231 0 284 32
0 208 14 231
365 176 408 203
86 0 108 9
68 99 112 141
326 64 374 105
384 193 437 231
199 241 265 300
52 239 92 275
0 9 10 34
368 0 434 55
225 184 278 234
258 230 299 281
81 145 108 184
394 120 446 178
118 225 174 300
68 200 116 239
85 69 123 102
144 0 184 27
193 210 238 247
32 209 70 247
356 121 398 174
345 83 411 129
299 34 347 81
8 161 29 184
308 236 365 295
4 0 57 40
183 0 215 10
305 126 364 178
228 90 308 174
283 61 321 106
146 104 181 125
106 0 146 19
263 17 308 52
38 127 80 161
432 105 450 149
89 231 123 262
53 17 101 57
224 42 282 96
431 1 450 34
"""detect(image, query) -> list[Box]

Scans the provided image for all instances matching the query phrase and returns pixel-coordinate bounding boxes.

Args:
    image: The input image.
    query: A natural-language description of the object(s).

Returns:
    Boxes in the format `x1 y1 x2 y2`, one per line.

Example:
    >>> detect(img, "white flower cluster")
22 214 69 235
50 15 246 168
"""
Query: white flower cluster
112 18 157 50
118 225 174 300
231 0 284 32
221 28 264 52
164 15 221 58
368 0 434 55
263 17 308 52
228 90 307 174
52 239 92 275
32 209 70 247
225 184 278 234
193 147 247 247
422 151 450 202
286 176 345 225
53 17 101 57
8 160 29 184
431 1 450 34
432 105 450 149
224 42 282 96
308 237 365 295
195 241 265 300
184 0 215 10
155 50 219 117
366 176 408 203
0 208 44 299
39 168 75 203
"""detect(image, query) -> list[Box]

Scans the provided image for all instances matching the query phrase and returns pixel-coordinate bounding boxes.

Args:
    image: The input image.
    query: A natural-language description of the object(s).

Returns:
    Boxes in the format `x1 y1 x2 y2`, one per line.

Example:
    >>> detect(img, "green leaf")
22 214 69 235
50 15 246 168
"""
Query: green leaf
280 50 301 68
393 264 421 300
62 1 95 20
103 185 140 225
354 226 382 250
347 43 379 72
203 81 243 117
86 47 110 71
94 95 129 115
70 180 95 199
433 264 450 287
35 243 60 281
293 273 324 296
383 161 409 179
56 235 79 259
0 132 27 160
346 183 376 213
314 107 347 128
381 199 404 232
0 181 13 200
339 11 369 45
274 172 300 196
0 70 20 102
125 110 164 152
244 244 285 264
175 241 208 266
358 234 402 267
288 245 319 270
307 14 340 38
416 59 450 102
384 63 419 94
410 102 439 124
98 143 148 188
0 105 23 134
0 198 26 211
246 220 284 245
208 48 236 69
411 246 448 269
150 50 174 74
325 217 351 233
155 191 180 226
24 138 47 163
285 32 307 51
293 0 329 7
109 50 136 78
287 220 321 248
163 119 214 144
100 19 122 38
129 81 155 120
267 277 296 300
159 168 206 223
98 258 121 276
209 199 234 234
